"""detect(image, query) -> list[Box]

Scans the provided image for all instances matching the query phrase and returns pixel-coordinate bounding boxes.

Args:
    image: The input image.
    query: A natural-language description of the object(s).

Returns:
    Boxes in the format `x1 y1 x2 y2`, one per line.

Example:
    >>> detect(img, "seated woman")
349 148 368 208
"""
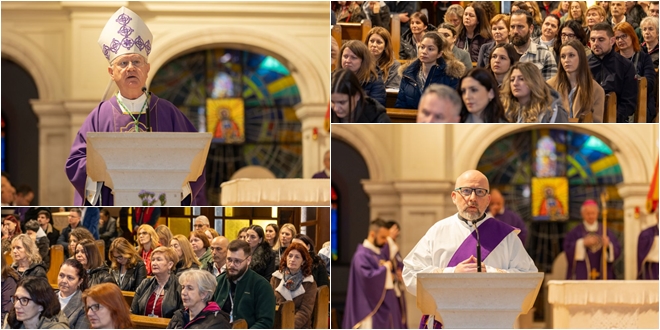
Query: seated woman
137 224 160 275
458 68 508 123
565 1 588 30
487 43 521 88
168 269 231 329
365 27 401 89
109 237 147 291
24 220 50 270
276 224 297 267
266 223 280 251
443 4 464 33
585 4 607 37
399 12 436 60
68 227 95 259
501 62 569 123
75 239 115 287
455 3 493 63
437 23 473 72
330 69 391 123
189 230 213 266
2 254 20 322
293 234 329 288
155 225 173 248
171 235 202 276
237 227 249 241
5 276 68 329
2 215 22 254
132 246 182 318
395 32 465 109
363 1 391 29
534 14 561 50
614 21 657 123
55 259 90 329
10 234 47 279
245 225 276 281
337 40 387 106
333 1 365 23
553 20 591 60
83 283 133 329
270 242 317 329
640 17 659 69
477 14 510 68
548 40 605 122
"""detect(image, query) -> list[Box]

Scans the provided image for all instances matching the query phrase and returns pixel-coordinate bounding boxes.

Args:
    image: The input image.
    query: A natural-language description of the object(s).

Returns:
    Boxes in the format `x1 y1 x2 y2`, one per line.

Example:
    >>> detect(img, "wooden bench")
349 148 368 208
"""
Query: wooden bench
603 92 617 123
568 110 593 123
47 245 64 286
123 290 135 307
96 239 105 261
130 314 170 329
337 19 372 43
275 300 295 329
390 14 401 60
312 285 329 329
386 108 417 123
636 76 647 123
232 319 248 329
386 90 398 108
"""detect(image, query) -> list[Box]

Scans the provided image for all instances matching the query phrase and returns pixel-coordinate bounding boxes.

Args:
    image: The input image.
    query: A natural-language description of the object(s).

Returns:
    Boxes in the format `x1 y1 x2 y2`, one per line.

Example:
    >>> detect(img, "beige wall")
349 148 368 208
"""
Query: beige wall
2 1 330 205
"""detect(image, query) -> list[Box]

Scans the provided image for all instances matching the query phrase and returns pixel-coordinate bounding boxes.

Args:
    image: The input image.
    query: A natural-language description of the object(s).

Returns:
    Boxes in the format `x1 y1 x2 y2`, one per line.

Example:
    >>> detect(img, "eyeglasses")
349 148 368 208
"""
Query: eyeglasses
193 224 205 229
86 304 103 312
11 296 32 306
454 187 489 197
615 34 628 41
561 33 576 39
226 257 247 266
113 59 145 69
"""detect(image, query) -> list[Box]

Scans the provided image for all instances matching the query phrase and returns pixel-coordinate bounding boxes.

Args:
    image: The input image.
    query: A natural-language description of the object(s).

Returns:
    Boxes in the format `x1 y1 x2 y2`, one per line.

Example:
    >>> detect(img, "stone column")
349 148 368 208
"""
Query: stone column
31 100 69 205
295 102 328 179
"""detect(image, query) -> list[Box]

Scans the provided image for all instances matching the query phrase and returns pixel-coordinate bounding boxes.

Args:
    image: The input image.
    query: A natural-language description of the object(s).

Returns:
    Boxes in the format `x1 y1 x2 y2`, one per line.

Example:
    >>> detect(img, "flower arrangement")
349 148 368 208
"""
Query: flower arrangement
138 190 167 206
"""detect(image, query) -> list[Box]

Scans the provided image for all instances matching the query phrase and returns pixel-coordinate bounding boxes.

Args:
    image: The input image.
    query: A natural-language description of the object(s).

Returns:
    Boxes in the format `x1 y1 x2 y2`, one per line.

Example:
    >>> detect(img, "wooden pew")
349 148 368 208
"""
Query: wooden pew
232 319 248 329
331 24 341 50
386 90 398 108
130 314 170 329
386 108 417 123
603 92 617 123
337 19 372 43
390 14 401 60
312 285 329 329
567 110 594 123
275 300 295 329
123 290 135 307
636 77 647 123
47 245 64 286
95 240 105 261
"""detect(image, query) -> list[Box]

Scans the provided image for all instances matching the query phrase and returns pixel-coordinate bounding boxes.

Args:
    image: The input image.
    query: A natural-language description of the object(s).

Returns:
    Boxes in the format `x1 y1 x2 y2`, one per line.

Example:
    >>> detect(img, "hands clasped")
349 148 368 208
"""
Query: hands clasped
455 255 487 273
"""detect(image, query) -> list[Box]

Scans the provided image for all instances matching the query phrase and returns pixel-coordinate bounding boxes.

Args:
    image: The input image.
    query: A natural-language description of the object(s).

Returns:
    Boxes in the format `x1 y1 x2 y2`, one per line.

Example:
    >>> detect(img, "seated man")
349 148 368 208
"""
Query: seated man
416 84 462 123
212 239 275 329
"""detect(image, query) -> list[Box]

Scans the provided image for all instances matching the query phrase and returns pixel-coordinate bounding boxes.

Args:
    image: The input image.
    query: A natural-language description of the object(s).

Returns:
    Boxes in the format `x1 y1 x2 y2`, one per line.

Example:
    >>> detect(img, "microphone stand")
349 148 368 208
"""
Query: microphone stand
472 221 482 272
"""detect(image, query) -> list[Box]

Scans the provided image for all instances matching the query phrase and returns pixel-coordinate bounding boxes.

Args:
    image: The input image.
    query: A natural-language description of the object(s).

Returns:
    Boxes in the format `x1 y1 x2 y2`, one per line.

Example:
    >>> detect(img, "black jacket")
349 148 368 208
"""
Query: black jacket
399 24 437 60
174 260 200 277
12 262 47 279
36 236 50 270
332 96 392 123
132 274 182 318
45 224 60 247
167 302 231 329
366 4 391 29
386 1 417 35
628 50 657 122
362 77 387 107
250 244 276 282
455 32 492 63
588 50 638 122
88 266 116 287
56 224 74 258
312 258 330 288
110 259 147 291
395 58 463 109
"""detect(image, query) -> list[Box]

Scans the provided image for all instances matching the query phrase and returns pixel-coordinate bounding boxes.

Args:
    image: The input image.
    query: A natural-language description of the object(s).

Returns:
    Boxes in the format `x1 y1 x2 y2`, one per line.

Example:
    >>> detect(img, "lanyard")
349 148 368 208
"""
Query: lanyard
228 290 235 323
150 285 164 317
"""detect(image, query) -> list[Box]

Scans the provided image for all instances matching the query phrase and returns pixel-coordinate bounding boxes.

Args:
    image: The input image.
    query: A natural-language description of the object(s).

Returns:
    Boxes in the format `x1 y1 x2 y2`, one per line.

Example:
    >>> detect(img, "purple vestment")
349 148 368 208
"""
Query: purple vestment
65 94 207 206
637 225 659 280
563 223 621 280
493 209 528 246
380 242 408 329
312 170 329 179
344 243 403 329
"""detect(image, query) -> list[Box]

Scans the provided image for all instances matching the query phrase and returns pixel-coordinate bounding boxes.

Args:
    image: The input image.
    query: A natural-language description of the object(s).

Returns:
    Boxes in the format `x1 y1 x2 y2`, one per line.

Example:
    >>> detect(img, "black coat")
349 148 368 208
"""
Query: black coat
362 77 387 107
332 96 392 123
36 236 50 270
250 244 276 282
174 260 200 277
455 32 492 63
12 262 47 280
628 51 657 123
88 266 116 287
110 259 148 291
399 24 437 60
132 274 182 318
395 58 462 109
167 302 231 329
386 1 417 35
588 50 638 122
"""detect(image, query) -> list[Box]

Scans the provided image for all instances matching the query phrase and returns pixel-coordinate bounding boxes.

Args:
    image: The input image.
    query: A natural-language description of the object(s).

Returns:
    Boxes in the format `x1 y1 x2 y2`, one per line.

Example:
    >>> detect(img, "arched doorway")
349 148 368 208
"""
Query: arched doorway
150 48 303 205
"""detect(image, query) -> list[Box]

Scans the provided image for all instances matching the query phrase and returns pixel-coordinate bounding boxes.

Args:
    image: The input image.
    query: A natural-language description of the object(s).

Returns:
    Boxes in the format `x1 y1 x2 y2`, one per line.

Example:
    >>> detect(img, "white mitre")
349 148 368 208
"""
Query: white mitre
98 6 153 64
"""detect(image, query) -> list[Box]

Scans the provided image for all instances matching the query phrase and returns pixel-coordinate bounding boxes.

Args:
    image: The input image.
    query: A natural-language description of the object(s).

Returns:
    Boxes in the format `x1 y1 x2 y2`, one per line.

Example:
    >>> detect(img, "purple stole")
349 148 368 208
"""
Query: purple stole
420 218 516 329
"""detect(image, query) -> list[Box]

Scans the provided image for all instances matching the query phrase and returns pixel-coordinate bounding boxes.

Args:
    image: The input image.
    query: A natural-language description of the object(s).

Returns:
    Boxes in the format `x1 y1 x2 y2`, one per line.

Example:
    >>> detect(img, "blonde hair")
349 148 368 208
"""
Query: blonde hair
279 223 297 247
501 62 554 123
11 234 42 265
155 225 173 248
171 235 202 269
178 269 217 303
567 1 588 28
137 224 159 254
109 237 141 271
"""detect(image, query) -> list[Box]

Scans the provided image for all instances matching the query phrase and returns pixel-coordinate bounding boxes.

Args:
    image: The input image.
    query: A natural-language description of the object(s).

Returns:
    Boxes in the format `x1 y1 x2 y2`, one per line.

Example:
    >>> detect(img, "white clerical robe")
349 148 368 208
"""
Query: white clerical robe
402 214 538 295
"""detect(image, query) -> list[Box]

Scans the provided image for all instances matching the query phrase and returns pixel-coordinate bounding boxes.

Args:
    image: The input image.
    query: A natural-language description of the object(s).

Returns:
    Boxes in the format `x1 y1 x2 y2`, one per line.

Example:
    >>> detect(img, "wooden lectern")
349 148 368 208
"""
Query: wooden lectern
417 273 543 329
86 132 212 206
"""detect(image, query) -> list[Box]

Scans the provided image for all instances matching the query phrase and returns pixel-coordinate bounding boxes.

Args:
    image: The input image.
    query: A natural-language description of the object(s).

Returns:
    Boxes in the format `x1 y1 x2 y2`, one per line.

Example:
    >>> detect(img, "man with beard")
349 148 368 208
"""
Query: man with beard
343 218 404 329
402 170 537 329
510 10 558 81
212 239 275 328
207 235 229 276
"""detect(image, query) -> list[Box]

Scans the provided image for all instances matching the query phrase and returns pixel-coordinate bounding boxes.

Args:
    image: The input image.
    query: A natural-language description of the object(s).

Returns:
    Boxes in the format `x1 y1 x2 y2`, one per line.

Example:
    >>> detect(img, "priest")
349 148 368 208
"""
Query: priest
564 200 621 280
402 170 537 329
343 218 403 329
637 211 658 279
65 7 206 206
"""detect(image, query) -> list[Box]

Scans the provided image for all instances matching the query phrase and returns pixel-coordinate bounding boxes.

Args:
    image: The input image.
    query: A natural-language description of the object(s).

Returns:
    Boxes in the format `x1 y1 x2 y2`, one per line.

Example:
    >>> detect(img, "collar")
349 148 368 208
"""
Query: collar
117 92 148 114
457 212 488 227
362 239 381 255
232 271 247 284
583 220 599 232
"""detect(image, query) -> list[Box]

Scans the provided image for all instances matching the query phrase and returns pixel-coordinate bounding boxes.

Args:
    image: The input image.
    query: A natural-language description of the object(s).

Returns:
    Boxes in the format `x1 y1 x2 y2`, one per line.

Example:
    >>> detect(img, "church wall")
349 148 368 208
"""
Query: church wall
1 1 331 204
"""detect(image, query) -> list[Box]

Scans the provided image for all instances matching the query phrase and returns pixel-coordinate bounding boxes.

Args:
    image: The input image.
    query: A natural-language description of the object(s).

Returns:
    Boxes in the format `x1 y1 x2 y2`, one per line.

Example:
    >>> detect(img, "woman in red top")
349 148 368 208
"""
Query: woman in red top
137 224 160 275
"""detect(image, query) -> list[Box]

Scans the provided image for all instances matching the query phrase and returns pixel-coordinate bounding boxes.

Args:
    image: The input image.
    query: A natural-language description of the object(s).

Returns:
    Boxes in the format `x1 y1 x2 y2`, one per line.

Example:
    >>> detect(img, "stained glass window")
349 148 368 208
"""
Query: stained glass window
150 49 303 204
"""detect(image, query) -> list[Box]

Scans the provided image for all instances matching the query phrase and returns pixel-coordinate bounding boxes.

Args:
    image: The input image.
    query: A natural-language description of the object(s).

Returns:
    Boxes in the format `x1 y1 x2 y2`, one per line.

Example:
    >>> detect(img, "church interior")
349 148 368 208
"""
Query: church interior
331 123 659 328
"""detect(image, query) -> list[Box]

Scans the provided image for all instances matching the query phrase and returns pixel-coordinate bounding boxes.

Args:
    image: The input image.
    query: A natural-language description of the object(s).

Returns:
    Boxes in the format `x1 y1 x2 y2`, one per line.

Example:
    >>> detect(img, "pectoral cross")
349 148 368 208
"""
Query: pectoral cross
590 268 600 280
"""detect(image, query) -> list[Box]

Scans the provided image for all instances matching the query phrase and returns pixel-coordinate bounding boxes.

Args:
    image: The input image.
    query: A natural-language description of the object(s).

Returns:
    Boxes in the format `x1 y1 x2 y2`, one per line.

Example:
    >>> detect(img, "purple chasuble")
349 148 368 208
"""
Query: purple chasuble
637 225 659 280
344 244 402 329
420 218 515 329
65 94 207 206
563 223 621 280
312 171 329 179
493 209 528 246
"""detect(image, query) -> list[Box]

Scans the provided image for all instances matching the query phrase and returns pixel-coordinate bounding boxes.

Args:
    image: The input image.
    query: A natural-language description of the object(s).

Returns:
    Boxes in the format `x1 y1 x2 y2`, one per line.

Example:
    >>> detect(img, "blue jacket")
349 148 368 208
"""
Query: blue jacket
394 58 464 109
362 77 386 107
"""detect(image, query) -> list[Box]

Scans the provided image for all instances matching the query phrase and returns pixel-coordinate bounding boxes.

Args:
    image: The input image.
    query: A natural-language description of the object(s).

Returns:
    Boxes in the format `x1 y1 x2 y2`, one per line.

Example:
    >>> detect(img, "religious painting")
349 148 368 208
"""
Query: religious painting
532 177 569 221
206 98 245 144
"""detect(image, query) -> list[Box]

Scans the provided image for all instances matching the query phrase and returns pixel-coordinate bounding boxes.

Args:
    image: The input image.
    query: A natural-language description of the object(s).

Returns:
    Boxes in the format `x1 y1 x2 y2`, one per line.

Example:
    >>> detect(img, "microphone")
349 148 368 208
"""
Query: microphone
472 220 482 272
142 87 151 132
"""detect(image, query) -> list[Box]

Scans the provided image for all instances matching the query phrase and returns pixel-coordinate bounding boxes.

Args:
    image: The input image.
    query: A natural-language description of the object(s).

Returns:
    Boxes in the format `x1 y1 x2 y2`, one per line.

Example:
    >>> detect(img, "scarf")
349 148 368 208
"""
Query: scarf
283 268 304 292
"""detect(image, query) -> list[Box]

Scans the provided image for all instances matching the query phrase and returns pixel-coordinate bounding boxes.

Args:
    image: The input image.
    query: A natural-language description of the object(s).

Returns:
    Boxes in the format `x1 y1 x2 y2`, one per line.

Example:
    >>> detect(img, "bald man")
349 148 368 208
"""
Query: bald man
488 189 529 246
403 170 537 329
207 235 229 276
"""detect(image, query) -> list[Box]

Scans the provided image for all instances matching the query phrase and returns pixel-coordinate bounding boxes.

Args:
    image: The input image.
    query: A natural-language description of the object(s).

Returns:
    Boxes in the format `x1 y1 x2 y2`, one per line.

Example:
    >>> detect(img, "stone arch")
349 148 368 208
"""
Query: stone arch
146 26 328 105
330 125 392 182
1 30 63 101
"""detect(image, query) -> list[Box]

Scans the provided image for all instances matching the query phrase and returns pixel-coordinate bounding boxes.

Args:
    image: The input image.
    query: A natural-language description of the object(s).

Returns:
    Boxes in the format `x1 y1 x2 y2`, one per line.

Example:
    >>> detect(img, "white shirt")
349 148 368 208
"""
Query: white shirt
402 214 538 295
